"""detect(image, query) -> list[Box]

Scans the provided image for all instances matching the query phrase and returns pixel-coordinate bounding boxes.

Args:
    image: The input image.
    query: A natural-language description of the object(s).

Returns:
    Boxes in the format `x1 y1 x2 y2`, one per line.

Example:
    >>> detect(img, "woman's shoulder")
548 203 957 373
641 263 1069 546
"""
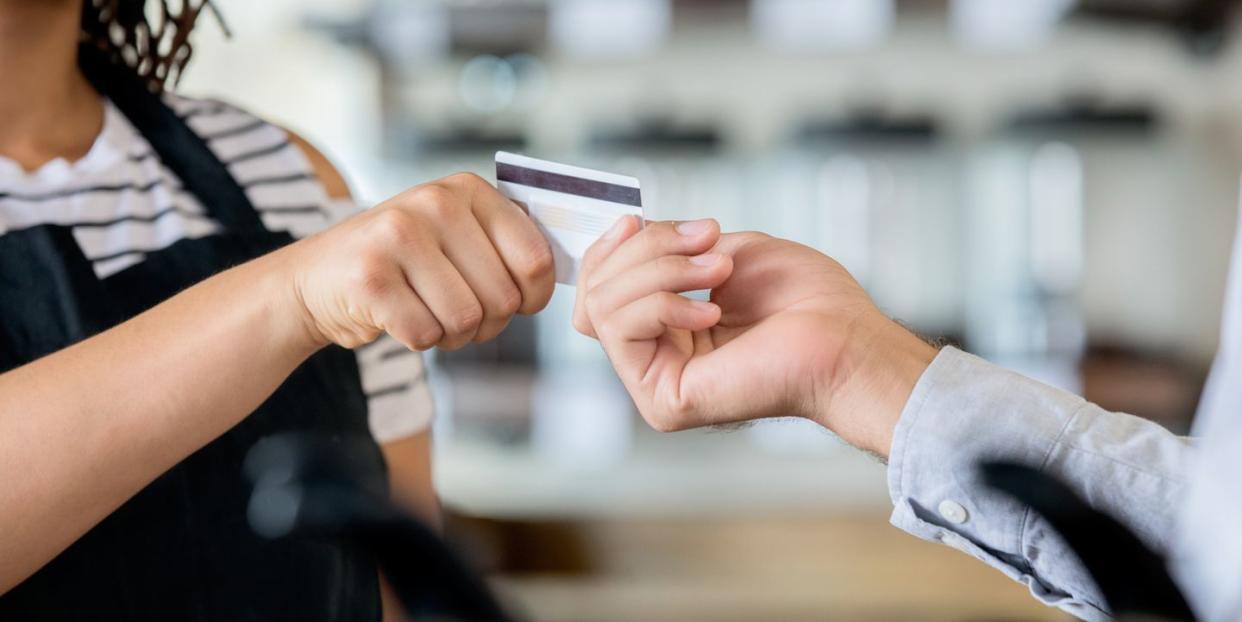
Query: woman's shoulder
161 92 344 235
160 93 290 152
160 93 261 131
163 93 348 197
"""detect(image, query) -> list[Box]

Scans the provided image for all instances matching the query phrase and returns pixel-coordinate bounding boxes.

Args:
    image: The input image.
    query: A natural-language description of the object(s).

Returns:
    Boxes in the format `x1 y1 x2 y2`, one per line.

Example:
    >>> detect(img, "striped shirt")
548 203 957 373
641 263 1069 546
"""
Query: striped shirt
0 94 433 443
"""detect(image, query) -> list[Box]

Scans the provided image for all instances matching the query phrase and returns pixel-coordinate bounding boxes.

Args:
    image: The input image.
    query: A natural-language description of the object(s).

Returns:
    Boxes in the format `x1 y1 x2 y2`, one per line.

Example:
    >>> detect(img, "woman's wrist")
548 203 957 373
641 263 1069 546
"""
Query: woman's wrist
231 246 332 360
817 312 938 458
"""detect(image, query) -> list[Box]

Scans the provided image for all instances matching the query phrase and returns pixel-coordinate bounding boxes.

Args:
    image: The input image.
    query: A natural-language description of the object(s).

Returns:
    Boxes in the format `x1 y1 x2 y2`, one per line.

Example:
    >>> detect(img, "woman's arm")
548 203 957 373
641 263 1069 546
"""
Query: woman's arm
0 251 316 592
283 129 441 525
0 171 555 593
285 130 442 622
382 431 438 524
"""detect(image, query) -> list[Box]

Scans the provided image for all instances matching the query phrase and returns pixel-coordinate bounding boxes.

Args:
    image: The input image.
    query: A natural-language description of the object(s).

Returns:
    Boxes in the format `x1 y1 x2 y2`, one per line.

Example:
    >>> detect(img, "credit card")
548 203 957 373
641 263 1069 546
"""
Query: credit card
496 151 643 285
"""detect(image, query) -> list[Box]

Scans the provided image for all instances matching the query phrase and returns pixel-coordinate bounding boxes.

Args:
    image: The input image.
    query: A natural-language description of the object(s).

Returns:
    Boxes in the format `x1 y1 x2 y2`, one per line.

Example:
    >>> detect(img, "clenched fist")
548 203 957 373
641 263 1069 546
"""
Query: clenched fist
284 172 555 352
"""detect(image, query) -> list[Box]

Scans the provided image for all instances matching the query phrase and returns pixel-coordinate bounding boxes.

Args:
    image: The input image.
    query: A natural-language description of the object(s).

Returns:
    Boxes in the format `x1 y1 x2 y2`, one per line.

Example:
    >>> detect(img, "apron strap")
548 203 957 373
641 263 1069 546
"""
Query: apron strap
78 47 267 236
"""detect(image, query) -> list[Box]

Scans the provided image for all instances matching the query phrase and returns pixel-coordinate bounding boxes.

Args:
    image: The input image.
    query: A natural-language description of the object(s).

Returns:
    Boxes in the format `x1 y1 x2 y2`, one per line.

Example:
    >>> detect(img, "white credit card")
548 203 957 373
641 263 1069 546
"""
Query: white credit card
496 151 643 285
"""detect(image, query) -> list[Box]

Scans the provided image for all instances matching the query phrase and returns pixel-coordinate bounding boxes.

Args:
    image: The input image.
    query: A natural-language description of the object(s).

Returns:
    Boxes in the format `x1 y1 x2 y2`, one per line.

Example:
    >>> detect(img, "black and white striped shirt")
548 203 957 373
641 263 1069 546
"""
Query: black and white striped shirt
0 94 433 442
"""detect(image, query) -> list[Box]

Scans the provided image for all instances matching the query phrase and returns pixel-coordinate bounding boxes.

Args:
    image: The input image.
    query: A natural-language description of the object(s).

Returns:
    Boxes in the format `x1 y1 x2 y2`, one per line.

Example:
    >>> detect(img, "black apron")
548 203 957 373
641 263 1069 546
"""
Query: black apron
0 51 387 621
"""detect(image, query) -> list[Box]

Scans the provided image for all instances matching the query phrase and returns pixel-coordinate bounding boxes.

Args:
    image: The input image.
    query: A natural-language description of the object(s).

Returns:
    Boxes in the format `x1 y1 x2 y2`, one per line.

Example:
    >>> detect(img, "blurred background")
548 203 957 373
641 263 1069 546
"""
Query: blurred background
180 1 1241 620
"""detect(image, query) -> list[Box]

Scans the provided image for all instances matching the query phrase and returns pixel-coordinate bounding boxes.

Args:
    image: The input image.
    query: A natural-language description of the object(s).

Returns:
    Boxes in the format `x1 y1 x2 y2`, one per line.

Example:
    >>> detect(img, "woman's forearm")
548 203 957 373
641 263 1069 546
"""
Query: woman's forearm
0 247 319 592
0 170 561 593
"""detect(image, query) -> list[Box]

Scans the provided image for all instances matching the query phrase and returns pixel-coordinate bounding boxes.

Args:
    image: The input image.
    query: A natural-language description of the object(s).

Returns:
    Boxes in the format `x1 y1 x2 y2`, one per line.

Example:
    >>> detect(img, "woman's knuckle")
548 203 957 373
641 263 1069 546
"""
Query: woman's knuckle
347 254 392 297
447 172 486 188
341 326 382 349
497 285 523 316
450 304 484 334
522 243 555 280
370 208 419 246
411 184 458 219
414 326 443 350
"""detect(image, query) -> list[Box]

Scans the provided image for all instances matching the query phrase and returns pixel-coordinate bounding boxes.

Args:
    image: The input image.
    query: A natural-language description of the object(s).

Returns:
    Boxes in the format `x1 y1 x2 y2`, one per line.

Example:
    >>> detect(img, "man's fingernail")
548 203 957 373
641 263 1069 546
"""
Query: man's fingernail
604 216 630 240
676 219 713 236
690 253 721 266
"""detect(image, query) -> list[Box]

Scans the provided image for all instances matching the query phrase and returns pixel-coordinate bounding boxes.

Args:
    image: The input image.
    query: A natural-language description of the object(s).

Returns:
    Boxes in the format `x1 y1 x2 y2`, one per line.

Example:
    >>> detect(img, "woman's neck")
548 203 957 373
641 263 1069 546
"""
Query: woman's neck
0 0 104 172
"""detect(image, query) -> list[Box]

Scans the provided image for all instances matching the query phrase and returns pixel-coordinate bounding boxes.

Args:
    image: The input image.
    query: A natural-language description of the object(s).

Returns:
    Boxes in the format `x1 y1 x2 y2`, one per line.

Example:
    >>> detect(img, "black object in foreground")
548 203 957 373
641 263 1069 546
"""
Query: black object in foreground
245 434 516 622
979 461 1195 621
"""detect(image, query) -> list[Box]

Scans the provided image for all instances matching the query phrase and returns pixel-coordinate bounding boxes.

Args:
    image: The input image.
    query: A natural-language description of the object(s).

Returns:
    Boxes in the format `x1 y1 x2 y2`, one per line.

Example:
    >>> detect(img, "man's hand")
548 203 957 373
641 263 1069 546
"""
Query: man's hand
574 217 937 457
285 172 555 352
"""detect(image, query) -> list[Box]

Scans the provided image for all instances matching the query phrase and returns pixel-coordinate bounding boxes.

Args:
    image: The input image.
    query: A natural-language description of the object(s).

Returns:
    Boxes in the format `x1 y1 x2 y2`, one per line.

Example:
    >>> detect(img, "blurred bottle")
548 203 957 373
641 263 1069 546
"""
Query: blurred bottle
965 137 1086 391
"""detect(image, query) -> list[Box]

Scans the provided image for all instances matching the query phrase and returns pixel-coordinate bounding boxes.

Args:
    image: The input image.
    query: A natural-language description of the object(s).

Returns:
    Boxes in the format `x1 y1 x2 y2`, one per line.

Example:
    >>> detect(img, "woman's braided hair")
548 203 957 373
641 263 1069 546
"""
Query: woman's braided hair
79 0 228 92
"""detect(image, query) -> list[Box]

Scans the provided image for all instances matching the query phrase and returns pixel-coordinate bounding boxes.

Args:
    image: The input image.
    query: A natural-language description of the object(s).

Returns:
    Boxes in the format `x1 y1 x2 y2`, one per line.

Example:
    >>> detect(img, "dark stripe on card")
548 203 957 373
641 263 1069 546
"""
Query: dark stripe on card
497 162 641 207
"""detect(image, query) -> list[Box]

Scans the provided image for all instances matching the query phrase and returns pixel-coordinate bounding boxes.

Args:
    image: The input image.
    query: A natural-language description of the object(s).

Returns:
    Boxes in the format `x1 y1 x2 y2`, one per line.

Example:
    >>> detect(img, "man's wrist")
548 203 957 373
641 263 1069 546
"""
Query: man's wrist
817 312 938 458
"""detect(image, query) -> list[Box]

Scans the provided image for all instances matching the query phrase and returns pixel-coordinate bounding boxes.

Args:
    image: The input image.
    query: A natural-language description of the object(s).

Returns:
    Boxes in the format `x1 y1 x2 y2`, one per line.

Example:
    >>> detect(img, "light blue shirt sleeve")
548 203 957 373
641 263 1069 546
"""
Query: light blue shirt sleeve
886 347 1191 621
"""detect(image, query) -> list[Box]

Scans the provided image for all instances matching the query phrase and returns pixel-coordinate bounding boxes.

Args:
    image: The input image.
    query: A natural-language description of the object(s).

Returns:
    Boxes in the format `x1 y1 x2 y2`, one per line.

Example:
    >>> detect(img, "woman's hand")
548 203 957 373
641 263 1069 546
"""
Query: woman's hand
574 217 936 456
0 171 553 591
285 173 555 352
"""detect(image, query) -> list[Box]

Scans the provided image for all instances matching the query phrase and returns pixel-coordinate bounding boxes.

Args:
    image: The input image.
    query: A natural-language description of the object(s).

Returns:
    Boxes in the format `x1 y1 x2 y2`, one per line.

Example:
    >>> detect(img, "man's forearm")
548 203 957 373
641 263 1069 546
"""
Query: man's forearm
0 246 319 592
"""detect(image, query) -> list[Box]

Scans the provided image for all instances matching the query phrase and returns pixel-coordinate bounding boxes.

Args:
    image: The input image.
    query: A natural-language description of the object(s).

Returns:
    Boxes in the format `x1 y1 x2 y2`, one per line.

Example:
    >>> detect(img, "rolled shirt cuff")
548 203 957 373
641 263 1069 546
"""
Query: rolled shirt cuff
885 346 1109 619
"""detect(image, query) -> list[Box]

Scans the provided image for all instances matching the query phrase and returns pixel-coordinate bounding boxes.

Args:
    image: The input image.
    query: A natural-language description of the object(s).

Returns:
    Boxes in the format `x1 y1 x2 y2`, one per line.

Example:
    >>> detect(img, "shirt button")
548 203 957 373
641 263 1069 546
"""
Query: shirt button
938 500 969 525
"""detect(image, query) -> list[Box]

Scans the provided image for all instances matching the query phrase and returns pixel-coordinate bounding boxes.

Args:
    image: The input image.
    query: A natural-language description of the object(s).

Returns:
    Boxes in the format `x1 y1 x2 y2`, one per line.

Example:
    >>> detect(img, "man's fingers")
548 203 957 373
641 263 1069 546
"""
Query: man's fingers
472 183 557 315
596 292 720 433
574 215 642 337
580 215 643 282
585 253 733 327
597 292 721 343
439 217 524 343
586 219 721 291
